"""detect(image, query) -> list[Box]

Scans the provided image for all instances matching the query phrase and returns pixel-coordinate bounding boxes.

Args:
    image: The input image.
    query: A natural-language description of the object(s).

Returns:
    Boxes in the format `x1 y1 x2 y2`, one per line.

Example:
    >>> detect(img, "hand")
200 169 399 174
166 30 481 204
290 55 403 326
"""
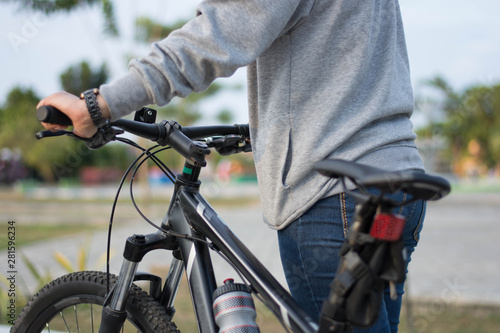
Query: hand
37 91 110 138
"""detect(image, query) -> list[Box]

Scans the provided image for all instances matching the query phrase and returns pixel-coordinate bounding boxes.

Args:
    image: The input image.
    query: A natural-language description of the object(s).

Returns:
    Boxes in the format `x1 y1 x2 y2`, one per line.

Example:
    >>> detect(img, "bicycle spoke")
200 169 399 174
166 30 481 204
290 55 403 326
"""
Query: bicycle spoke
74 305 79 332
91 304 94 333
60 311 70 331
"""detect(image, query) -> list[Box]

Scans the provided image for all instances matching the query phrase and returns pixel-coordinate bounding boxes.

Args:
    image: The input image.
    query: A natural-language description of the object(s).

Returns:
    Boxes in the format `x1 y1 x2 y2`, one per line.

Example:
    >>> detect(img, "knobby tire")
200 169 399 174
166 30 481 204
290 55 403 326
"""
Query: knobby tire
11 271 180 333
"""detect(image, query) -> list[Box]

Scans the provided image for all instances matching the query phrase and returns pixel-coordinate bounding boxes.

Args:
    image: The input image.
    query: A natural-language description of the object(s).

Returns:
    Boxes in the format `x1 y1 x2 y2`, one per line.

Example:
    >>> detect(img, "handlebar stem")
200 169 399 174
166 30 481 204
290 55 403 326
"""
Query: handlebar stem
156 120 210 168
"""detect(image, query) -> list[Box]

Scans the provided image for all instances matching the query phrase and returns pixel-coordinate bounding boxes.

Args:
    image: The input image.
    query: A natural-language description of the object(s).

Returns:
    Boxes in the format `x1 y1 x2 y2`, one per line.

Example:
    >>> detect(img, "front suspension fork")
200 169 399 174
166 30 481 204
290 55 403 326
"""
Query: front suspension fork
99 232 178 333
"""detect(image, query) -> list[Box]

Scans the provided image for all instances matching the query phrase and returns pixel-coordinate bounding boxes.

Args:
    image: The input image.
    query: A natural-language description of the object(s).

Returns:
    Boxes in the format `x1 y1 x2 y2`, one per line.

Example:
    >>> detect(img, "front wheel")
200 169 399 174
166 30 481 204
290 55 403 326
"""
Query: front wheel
12 271 180 333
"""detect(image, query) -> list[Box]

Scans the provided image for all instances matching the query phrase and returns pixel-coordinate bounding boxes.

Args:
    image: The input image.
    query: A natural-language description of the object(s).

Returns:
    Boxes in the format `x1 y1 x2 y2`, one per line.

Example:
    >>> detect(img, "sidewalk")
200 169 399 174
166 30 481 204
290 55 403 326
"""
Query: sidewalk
405 192 500 304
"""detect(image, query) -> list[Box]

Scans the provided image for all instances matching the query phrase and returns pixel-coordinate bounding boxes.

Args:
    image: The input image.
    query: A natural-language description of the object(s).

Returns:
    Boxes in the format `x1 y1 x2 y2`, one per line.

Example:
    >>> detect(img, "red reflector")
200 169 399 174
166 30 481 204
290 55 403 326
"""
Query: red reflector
370 213 406 241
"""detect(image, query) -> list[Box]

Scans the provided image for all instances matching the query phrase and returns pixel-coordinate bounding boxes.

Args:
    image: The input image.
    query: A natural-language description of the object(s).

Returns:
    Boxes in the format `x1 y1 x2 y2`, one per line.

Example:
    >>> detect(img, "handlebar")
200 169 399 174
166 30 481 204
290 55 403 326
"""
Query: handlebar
36 105 251 166
37 105 249 141
37 105 73 126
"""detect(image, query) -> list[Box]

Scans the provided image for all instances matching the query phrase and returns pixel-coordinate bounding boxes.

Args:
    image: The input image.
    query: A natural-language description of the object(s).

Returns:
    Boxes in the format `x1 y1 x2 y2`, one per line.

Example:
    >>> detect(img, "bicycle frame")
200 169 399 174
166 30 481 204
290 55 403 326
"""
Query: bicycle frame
172 180 317 332
32 109 450 333
107 171 318 333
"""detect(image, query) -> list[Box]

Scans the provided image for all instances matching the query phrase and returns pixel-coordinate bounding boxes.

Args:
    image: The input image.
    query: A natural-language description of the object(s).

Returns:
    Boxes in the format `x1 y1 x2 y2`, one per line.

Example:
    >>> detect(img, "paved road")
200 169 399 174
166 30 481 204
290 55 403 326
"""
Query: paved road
406 192 500 305
1 189 499 322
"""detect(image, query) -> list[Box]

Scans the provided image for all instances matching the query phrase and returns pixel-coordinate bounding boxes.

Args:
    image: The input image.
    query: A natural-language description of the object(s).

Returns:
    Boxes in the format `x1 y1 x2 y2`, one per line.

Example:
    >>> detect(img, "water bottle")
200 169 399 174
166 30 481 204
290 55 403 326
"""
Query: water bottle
212 278 260 332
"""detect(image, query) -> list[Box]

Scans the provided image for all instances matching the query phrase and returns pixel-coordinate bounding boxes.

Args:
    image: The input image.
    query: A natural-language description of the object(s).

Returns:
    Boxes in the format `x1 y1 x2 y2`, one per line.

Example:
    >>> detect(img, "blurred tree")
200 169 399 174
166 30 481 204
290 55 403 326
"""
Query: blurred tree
0 87 77 181
60 61 108 96
416 76 500 174
1 7 246 184
0 67 128 183
216 108 234 124
79 143 132 170
0 0 118 36
156 83 226 125
135 16 185 44
459 85 500 169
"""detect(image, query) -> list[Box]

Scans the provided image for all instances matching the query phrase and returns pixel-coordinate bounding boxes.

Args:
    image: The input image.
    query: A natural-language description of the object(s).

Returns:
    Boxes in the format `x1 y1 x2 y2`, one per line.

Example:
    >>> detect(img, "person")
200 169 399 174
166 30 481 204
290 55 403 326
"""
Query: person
38 1 425 331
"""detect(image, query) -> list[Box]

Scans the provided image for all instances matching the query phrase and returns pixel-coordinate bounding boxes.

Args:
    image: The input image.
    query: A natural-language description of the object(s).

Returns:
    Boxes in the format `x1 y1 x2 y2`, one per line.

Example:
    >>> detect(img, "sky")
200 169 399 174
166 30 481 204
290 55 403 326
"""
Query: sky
1 0 500 124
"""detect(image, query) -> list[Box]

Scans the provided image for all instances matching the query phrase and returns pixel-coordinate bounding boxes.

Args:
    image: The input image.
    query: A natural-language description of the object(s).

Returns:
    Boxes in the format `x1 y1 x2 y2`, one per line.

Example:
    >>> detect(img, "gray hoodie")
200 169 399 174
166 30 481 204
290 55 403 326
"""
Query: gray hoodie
100 0 424 229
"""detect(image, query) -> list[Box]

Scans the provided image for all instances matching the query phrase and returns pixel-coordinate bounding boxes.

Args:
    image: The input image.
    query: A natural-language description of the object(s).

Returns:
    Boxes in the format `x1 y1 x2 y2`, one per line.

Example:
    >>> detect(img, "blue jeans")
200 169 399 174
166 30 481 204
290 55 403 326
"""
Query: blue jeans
278 190 426 332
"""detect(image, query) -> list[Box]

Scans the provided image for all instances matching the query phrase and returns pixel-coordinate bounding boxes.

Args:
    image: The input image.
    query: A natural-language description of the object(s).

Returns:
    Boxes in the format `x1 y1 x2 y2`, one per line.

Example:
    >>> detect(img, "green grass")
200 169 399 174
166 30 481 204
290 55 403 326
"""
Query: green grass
399 301 500 333
168 284 500 332
0 224 106 251
451 180 500 193
155 269 500 333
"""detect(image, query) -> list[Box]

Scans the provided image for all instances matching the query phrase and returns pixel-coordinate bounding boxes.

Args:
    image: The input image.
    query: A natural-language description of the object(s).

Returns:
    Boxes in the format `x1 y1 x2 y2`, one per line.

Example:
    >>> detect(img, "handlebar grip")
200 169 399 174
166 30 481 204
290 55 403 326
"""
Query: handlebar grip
37 105 73 126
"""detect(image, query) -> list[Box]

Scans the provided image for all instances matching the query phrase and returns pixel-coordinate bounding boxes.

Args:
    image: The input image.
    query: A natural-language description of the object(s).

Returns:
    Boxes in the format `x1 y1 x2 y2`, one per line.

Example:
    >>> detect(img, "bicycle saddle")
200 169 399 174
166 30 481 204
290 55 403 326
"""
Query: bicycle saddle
315 159 450 201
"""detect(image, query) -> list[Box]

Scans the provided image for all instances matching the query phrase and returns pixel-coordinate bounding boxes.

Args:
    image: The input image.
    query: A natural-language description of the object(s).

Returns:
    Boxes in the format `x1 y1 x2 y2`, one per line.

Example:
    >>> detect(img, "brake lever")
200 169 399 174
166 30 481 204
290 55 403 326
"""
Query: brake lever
36 126 125 150
207 135 250 148
205 135 251 155
36 130 77 140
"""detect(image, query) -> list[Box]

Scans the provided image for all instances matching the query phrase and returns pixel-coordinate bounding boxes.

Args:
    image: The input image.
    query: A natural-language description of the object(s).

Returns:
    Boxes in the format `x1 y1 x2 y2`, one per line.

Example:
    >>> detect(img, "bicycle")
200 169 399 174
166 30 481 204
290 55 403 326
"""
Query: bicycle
11 106 450 333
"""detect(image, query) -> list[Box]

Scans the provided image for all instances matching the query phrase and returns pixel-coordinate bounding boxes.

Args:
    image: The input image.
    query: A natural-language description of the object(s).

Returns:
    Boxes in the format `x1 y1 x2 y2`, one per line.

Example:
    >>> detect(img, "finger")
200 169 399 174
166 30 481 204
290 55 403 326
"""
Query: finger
41 122 68 132
36 99 46 109
73 127 97 139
